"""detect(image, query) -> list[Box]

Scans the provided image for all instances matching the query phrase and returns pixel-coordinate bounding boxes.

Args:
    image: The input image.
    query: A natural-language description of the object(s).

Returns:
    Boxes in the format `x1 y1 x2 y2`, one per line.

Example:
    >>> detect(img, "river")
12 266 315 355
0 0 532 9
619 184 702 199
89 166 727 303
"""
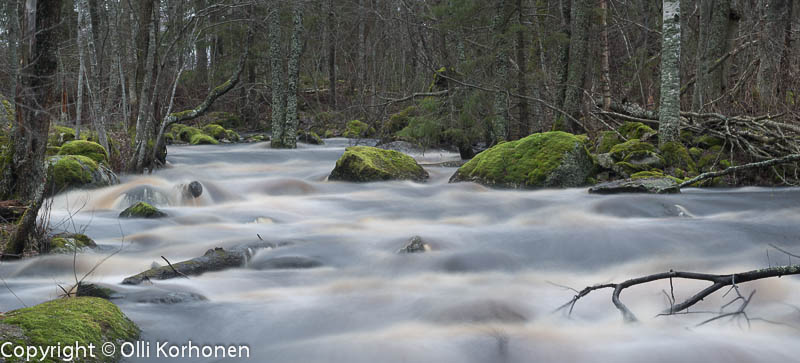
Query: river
2 138 799 362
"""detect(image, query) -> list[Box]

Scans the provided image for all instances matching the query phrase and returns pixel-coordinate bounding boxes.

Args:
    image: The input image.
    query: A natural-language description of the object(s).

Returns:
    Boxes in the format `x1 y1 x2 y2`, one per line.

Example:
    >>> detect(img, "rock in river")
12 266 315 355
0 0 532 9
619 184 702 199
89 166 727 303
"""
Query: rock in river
329 146 429 182
588 177 680 194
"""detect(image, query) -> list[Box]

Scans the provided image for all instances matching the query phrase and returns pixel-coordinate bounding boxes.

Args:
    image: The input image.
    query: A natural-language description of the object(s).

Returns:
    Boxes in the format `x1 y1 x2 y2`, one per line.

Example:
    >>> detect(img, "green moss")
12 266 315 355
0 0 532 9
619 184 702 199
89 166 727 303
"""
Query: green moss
619 122 655 140
202 124 227 140
46 146 61 156
630 170 683 183
0 297 139 363
59 140 109 164
206 112 242 129
659 141 696 173
694 135 724 148
50 155 97 192
383 106 417 135
697 145 724 170
298 130 323 145
177 126 202 142
343 120 373 138
329 146 429 182
164 132 175 143
609 138 655 161
189 133 218 145
595 131 623 154
225 129 240 142
49 233 97 254
324 130 335 138
49 126 76 146
689 147 703 160
119 202 167 218
450 131 593 188
680 129 696 145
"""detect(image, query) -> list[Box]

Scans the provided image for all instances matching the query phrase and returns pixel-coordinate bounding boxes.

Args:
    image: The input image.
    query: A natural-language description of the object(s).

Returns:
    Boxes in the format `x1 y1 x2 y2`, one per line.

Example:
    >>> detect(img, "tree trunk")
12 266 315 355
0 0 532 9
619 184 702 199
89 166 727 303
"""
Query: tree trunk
283 3 304 149
269 3 286 148
600 0 611 111
692 0 734 111
658 0 681 146
132 0 154 129
194 0 208 91
2 0 63 255
326 0 336 109
78 0 109 153
756 0 791 110
491 0 508 143
560 0 591 133
515 0 529 137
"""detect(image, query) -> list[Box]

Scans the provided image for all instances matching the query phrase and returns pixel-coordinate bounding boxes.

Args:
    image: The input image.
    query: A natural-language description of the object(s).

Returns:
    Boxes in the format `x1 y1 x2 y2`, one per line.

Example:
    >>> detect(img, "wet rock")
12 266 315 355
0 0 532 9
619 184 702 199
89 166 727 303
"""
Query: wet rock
119 202 168 219
187 181 203 198
329 146 429 182
250 256 323 270
398 235 431 253
588 177 680 194
450 131 593 189
47 155 119 195
49 233 97 254
298 130 324 145
129 290 208 304
76 282 117 300
122 185 171 207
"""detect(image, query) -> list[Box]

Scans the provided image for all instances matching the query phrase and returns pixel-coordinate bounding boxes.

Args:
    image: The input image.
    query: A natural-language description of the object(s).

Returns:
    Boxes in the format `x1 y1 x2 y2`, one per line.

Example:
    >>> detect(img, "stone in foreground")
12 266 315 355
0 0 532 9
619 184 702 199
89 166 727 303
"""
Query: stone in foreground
588 177 680 194
450 131 593 189
119 201 168 219
329 146 429 182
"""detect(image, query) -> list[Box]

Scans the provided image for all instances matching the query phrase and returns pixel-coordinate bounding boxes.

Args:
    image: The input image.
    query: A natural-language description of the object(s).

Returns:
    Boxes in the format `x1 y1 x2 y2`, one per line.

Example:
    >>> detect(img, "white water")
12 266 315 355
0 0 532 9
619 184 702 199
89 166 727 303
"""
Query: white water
2 138 800 362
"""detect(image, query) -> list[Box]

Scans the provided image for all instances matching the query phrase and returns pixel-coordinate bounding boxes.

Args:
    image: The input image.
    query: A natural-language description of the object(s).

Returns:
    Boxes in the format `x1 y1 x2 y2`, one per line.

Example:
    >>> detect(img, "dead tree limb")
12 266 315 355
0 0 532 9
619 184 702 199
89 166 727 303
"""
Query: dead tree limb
678 154 800 188
558 265 800 323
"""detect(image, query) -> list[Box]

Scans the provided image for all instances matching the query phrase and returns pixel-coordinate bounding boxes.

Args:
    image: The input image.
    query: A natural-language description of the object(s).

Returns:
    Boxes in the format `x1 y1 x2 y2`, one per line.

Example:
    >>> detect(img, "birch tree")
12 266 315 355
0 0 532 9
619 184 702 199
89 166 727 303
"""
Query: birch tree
491 0 508 143
283 3 304 148
658 0 681 146
269 5 286 148
77 0 110 152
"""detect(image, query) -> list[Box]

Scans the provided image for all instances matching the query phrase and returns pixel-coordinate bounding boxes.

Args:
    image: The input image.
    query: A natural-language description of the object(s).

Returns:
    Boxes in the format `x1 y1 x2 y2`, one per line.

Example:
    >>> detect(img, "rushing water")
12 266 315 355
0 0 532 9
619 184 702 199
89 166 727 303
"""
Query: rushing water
2 138 800 362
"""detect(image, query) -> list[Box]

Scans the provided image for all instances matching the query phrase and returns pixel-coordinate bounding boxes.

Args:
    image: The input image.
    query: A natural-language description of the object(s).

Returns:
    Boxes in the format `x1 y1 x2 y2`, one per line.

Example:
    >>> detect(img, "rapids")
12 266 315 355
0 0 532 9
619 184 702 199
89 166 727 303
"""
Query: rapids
2 138 800 362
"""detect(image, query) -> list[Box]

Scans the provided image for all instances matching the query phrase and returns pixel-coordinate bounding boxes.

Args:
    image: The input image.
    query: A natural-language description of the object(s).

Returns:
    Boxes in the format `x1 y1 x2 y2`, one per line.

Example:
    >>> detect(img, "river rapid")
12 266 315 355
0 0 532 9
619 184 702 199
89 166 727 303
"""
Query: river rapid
2 138 800 362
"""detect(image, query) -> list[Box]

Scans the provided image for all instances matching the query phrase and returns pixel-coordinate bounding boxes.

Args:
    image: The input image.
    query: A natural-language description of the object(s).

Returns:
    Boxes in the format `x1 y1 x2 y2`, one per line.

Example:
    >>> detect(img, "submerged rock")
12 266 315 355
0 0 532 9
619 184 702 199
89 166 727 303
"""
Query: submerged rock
121 185 172 207
449 131 593 189
0 297 139 362
186 181 203 199
588 177 680 194
329 146 429 182
298 130 324 145
49 233 97 254
76 282 117 300
119 201 168 219
47 155 118 195
398 235 431 253
250 255 323 270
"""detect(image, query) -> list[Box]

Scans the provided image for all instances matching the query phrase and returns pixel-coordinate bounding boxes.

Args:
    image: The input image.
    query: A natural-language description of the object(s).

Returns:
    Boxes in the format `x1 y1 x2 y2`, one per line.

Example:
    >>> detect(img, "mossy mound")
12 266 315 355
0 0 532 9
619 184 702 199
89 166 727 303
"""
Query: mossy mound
630 170 684 184
49 233 97 254
659 141 696 176
619 122 656 140
59 140 109 164
450 131 593 189
225 129 240 142
298 130 324 145
49 126 76 146
609 138 655 161
189 133 219 145
0 297 139 363
343 120 375 138
47 155 118 194
205 111 242 129
202 124 227 140
177 126 203 143
595 131 623 154
329 146 429 182
694 135 724 148
119 202 167 219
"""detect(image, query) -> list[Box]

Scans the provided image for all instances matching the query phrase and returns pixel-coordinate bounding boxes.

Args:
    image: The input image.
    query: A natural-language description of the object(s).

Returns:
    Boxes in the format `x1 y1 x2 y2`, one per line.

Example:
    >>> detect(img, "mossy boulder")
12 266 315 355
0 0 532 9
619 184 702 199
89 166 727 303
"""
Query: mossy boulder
449 131 593 189
694 135 724 148
0 297 139 363
49 126 76 146
609 138 655 161
189 133 218 145
630 170 683 184
119 201 167 219
329 146 429 182
659 141 696 176
202 124 227 140
343 120 375 138
49 233 97 254
619 122 656 140
297 130 324 145
205 111 242 129
621 150 664 170
46 146 61 156
59 140 109 164
225 129 240 142
47 155 118 194
595 131 623 154
177 126 202 143
164 132 175 144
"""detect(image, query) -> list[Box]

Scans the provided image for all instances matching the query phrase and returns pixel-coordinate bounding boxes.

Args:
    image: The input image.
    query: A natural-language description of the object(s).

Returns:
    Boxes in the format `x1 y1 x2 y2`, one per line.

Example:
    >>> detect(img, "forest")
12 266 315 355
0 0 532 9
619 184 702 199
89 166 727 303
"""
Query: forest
1 0 800 362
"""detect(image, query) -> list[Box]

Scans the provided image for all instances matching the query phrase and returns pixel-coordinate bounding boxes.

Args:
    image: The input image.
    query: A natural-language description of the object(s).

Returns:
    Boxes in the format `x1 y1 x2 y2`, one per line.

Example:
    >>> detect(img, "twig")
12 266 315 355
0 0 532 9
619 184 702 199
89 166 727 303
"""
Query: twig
161 256 190 279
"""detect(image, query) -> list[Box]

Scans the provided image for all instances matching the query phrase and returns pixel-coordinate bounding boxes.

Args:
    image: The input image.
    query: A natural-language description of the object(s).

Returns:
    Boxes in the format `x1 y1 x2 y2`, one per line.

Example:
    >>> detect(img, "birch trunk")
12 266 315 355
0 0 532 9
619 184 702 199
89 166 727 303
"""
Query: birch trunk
269 5 286 148
658 0 681 146
283 4 304 149
491 0 508 143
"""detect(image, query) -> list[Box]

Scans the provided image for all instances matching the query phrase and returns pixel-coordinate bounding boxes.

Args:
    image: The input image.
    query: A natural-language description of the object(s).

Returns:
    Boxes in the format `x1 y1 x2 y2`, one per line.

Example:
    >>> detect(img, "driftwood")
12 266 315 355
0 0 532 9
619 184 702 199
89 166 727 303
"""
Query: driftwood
679 153 800 188
557 264 800 323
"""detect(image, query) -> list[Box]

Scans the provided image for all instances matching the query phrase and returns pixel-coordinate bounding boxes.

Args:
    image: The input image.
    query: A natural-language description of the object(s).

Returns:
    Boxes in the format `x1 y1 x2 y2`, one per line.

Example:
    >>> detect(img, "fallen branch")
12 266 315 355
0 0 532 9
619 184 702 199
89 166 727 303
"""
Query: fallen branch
161 256 189 279
557 265 800 323
678 153 800 189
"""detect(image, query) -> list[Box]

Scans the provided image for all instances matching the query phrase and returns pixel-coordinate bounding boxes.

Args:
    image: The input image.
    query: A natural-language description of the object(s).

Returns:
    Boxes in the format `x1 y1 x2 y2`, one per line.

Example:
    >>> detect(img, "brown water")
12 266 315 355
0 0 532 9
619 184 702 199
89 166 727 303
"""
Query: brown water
2 138 800 362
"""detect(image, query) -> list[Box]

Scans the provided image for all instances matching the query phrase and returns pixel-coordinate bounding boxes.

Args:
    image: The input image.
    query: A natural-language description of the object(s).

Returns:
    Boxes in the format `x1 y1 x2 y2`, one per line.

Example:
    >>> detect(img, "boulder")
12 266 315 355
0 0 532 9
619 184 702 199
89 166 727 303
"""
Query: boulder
343 120 375 138
202 124 227 140
329 146 429 182
398 235 431 253
297 130 324 145
119 202 167 219
449 131 593 189
588 177 680 194
189 133 218 145
58 140 109 164
0 297 139 363
47 155 118 194
49 233 97 254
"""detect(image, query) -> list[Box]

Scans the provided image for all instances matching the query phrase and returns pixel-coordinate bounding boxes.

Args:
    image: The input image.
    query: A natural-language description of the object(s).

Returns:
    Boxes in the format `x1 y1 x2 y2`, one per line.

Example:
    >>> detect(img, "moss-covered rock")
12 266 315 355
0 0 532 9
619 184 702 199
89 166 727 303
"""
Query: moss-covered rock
324 130 335 138
46 146 61 156
329 146 429 182
189 133 218 145
694 135 724 148
609 138 655 161
595 131 623 154
164 132 175 144
49 233 97 254
49 126 76 146
58 140 109 165
177 126 202 143
297 130 324 145
659 141 696 175
225 129 240 142
449 131 593 189
0 297 139 363
119 202 167 219
202 124 227 140
622 150 664 170
630 170 683 184
343 120 375 138
205 111 242 129
47 155 118 194
619 122 656 140
697 145 724 170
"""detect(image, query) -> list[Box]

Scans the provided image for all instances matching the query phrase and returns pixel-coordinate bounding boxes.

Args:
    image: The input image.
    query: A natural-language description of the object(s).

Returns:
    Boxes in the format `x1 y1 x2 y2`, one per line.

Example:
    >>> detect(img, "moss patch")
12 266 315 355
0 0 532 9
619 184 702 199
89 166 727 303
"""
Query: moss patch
619 122 656 140
449 131 593 189
329 146 429 182
177 126 203 143
202 124 227 140
225 129 240 142
298 130 324 145
343 120 374 138
190 133 219 145
595 131 623 154
59 140 109 164
119 202 167 219
659 141 696 174
630 170 683 183
609 138 655 161
50 155 97 193
0 297 139 363
49 233 97 254
49 126 76 146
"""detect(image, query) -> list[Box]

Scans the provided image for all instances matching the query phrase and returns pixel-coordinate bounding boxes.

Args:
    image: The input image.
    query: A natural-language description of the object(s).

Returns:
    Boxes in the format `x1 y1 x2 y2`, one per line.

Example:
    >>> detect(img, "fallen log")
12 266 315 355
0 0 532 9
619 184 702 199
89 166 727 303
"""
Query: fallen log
678 153 800 189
